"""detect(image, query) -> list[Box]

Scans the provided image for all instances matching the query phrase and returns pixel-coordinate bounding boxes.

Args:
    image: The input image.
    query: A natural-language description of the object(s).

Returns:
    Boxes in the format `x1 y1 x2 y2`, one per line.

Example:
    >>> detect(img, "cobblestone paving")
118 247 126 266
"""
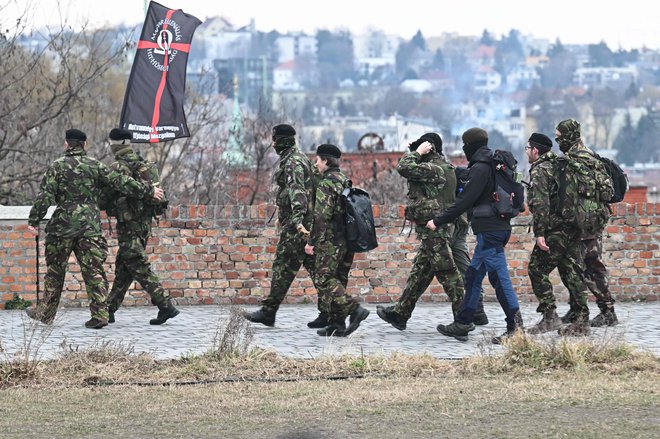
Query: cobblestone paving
1 302 658 360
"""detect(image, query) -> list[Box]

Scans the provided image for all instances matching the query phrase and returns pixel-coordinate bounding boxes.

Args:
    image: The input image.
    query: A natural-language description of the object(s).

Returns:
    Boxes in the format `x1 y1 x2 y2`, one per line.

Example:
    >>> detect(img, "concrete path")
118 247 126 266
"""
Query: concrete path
1 302 658 360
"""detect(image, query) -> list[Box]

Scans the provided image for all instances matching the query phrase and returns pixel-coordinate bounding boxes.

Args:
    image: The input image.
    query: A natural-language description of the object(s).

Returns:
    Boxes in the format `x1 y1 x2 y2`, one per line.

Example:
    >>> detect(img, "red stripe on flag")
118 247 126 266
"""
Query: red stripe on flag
150 9 176 143
137 41 190 52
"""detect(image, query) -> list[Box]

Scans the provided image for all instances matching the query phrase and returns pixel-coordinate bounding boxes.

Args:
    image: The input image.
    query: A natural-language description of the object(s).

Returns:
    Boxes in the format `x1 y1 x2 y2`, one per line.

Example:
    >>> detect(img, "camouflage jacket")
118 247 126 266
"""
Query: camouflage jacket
273 145 315 229
28 145 153 239
308 167 350 248
110 149 154 235
397 151 454 235
528 151 563 237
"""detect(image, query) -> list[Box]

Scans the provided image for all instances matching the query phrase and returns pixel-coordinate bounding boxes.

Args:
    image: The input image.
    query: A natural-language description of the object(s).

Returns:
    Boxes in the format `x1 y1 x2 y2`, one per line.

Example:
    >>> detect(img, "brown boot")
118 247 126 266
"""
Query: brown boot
558 321 591 336
528 308 562 335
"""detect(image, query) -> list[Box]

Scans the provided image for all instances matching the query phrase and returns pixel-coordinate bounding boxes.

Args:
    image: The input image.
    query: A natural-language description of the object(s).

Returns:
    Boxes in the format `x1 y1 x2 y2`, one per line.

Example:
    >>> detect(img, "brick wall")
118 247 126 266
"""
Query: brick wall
1 204 658 309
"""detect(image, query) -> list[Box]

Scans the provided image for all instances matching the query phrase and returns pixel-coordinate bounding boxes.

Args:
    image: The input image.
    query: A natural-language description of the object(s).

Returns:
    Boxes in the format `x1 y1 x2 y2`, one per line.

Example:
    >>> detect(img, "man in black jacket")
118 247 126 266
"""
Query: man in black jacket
427 127 523 343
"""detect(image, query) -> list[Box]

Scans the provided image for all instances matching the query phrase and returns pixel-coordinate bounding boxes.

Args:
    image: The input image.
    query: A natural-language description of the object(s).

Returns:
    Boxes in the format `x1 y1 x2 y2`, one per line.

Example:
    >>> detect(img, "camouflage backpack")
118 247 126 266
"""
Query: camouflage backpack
555 154 611 235
99 158 168 221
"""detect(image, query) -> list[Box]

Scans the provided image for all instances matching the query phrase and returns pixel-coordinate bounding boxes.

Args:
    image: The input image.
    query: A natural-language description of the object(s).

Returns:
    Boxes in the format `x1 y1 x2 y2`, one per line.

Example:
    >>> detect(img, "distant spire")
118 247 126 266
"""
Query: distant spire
223 75 247 167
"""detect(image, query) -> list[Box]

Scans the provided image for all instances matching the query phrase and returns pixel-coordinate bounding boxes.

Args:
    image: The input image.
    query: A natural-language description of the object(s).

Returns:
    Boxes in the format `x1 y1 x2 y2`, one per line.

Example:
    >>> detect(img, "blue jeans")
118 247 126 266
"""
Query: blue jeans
455 231 520 330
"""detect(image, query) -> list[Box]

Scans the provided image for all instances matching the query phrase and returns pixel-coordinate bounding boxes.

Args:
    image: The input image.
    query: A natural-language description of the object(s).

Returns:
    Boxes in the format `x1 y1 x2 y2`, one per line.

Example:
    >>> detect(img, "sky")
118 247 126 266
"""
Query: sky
4 0 660 50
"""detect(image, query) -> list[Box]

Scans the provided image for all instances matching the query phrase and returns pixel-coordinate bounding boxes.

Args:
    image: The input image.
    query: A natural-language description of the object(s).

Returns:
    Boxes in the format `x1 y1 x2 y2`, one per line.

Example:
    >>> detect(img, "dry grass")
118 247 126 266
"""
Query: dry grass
1 318 659 438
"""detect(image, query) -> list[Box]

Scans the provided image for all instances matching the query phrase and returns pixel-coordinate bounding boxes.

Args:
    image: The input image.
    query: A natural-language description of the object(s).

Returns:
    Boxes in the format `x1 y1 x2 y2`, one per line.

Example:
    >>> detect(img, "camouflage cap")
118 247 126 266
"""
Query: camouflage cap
556 119 581 143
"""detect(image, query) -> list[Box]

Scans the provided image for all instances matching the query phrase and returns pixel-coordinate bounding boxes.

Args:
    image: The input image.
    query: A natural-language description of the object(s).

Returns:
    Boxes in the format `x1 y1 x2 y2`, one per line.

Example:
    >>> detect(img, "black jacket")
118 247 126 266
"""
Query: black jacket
432 146 512 233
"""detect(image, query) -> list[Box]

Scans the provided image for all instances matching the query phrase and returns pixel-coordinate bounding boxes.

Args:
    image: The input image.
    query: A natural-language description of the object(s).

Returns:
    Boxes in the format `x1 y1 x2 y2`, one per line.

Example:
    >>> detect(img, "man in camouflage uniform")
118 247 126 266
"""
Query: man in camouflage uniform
243 124 321 327
377 133 464 331
104 128 179 325
304 144 369 336
26 129 163 329
525 132 589 335
555 119 618 330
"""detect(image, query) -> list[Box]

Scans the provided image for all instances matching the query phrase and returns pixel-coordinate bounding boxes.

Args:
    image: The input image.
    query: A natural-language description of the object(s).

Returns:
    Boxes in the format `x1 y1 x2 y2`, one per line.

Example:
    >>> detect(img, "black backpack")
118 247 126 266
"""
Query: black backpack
341 186 378 253
473 150 525 220
595 154 629 203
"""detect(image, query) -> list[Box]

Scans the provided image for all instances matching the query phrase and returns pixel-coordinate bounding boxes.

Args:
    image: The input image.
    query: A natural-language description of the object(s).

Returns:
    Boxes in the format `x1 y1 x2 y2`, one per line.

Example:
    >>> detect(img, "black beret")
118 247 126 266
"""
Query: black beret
528 132 552 151
316 143 341 159
109 128 132 141
272 124 296 137
419 132 443 150
65 129 87 142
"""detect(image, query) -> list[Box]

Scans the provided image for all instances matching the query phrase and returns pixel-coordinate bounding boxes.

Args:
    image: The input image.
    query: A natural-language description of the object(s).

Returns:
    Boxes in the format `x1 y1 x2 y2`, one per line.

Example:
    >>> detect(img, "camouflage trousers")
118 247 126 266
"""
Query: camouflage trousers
108 229 168 312
313 240 356 324
262 227 317 313
394 230 465 319
568 232 614 312
449 219 484 297
38 234 109 322
528 227 588 319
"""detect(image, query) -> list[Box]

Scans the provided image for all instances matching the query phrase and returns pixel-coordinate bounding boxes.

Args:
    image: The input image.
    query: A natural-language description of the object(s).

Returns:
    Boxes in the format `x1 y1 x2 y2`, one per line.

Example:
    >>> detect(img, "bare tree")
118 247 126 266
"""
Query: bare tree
0 3 132 204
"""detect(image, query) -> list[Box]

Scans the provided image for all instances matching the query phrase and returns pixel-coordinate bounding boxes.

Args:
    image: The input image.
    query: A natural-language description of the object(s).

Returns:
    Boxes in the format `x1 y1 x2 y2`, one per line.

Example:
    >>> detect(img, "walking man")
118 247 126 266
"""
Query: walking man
105 128 179 325
305 144 369 336
27 129 163 328
555 119 617 330
525 132 588 335
243 124 321 327
429 128 523 343
377 133 465 330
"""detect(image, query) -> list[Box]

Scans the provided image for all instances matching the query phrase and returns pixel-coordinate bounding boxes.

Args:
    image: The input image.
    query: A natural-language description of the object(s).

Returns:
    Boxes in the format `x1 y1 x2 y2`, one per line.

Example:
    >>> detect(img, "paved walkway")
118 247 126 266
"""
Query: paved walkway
1 302 658 360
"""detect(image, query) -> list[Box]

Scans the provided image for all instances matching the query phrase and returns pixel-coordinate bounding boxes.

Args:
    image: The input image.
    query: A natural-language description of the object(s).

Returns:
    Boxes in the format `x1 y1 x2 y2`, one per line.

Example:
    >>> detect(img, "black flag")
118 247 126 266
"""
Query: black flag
120 1 201 143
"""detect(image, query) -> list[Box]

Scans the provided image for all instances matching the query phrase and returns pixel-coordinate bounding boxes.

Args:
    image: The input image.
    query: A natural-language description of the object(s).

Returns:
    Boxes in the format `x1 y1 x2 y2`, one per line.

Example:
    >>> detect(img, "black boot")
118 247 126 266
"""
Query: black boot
493 310 524 344
242 307 275 327
473 296 489 326
307 312 328 329
150 299 180 325
85 317 108 329
436 321 475 341
317 322 346 337
376 305 407 330
344 305 370 336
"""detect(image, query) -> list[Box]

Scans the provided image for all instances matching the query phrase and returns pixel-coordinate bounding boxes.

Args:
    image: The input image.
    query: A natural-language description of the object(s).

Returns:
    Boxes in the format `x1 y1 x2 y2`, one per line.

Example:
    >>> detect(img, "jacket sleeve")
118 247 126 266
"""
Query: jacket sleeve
98 162 153 199
396 151 446 186
528 163 554 238
285 158 309 226
308 179 335 247
433 163 490 226
28 165 58 227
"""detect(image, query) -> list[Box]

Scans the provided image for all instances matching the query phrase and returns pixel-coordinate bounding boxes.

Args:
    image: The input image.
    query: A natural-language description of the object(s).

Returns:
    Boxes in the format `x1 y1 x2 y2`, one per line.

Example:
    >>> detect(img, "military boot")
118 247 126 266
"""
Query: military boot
84 317 108 329
376 305 407 331
436 321 475 342
317 322 346 337
25 307 53 325
493 310 524 344
108 305 117 324
242 307 276 327
560 308 578 324
527 308 562 335
307 312 328 329
149 299 180 325
343 305 370 336
558 321 591 336
473 296 489 326
590 308 618 327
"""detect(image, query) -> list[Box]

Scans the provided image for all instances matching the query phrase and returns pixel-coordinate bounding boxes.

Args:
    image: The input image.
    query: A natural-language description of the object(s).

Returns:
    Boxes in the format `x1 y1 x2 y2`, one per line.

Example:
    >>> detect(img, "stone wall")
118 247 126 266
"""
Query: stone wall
1 203 658 309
